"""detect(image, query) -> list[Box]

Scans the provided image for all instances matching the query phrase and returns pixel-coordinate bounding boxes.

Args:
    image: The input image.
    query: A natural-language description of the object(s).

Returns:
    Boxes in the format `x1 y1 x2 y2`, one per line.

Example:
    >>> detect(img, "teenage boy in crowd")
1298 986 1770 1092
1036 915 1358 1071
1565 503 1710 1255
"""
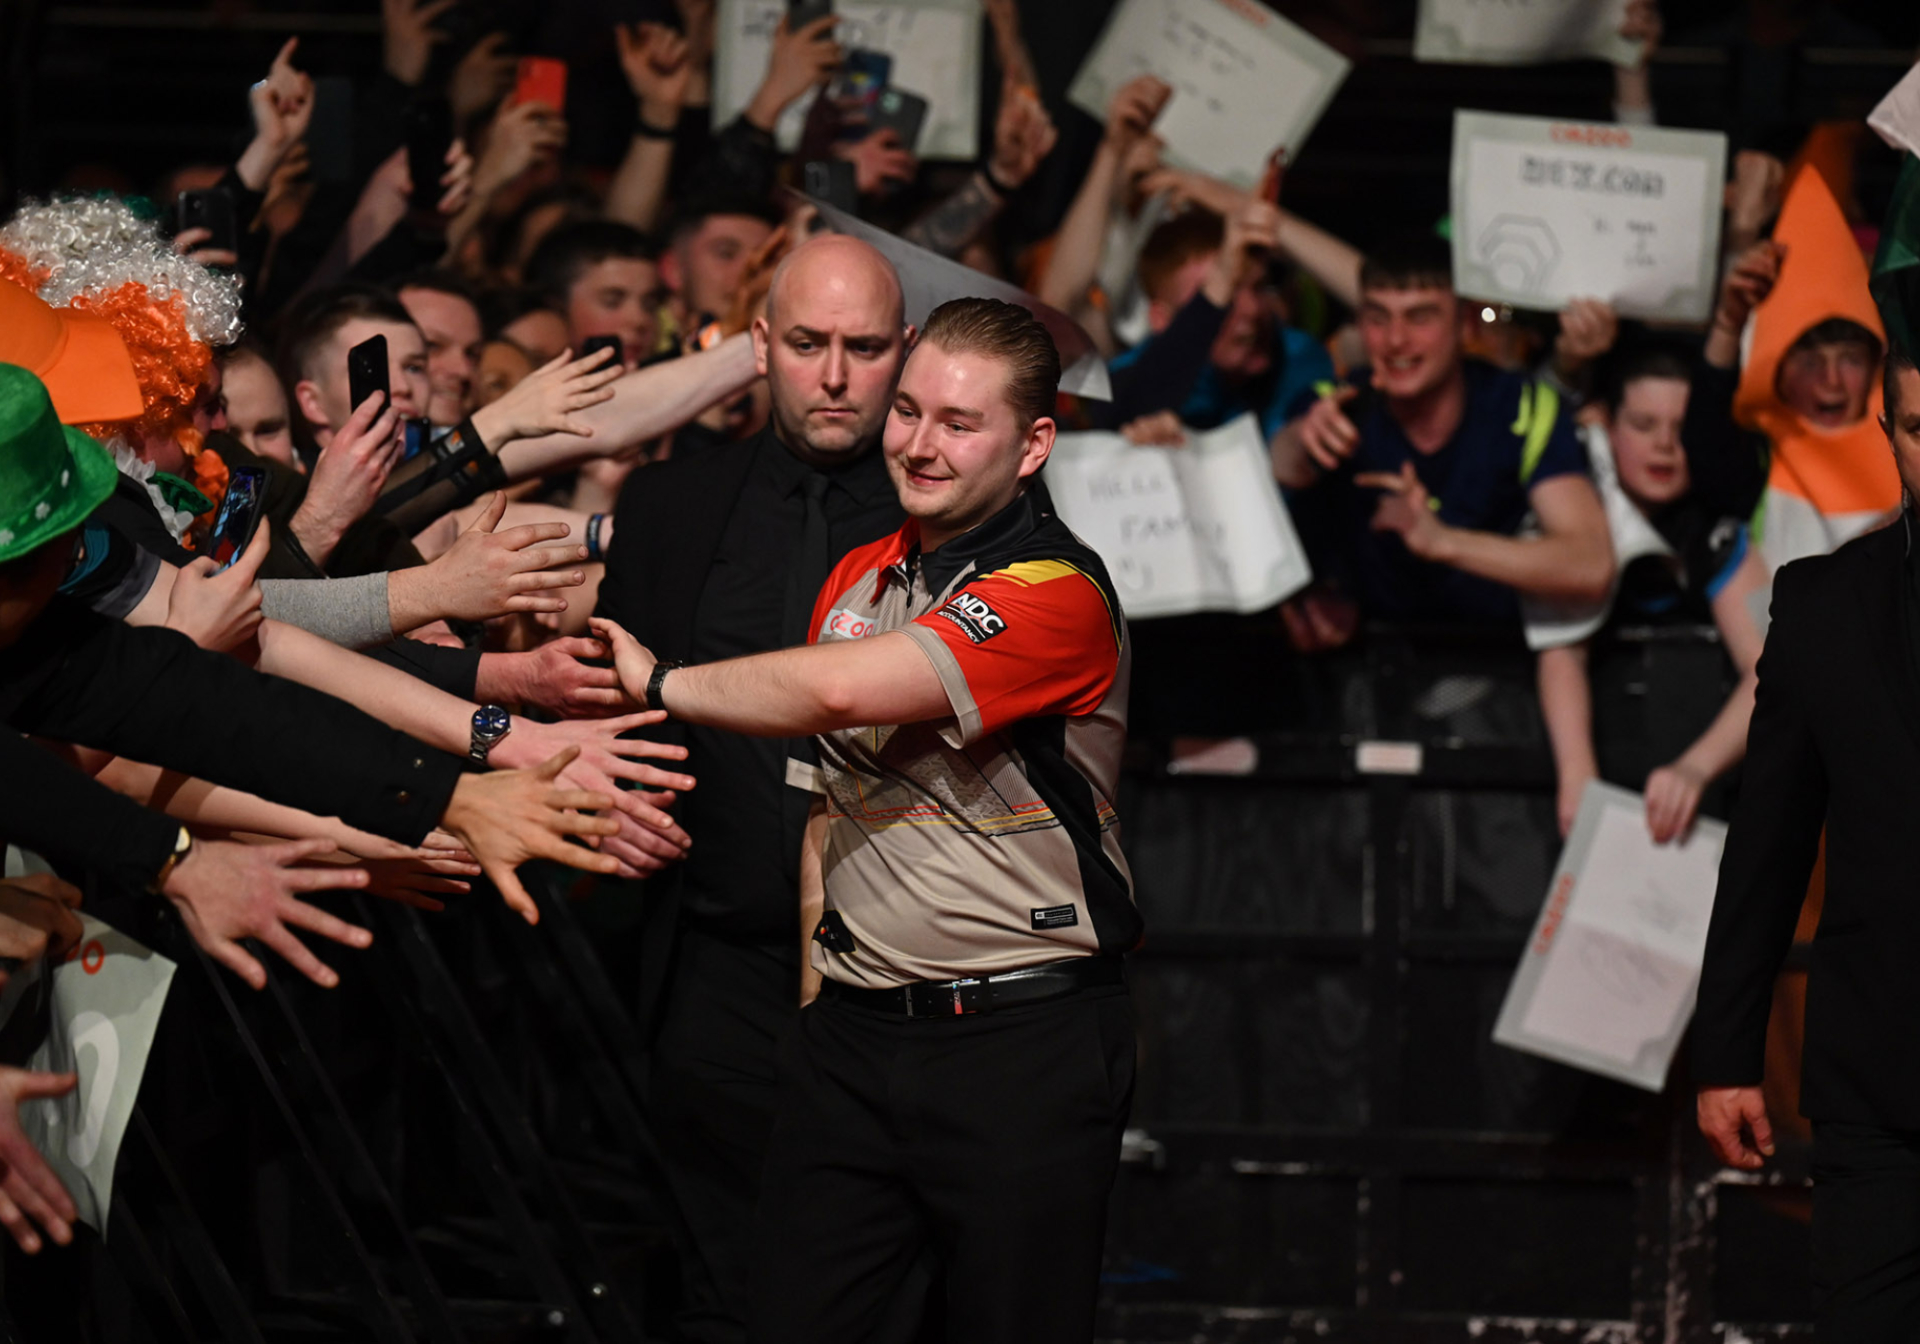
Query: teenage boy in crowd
524 220 665 369
593 296 1138 1343
1271 234 1614 626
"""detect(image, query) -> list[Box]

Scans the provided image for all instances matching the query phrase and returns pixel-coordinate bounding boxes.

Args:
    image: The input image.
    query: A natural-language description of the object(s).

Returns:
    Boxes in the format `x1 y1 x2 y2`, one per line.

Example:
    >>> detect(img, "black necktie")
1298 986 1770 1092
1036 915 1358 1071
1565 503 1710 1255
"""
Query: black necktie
781 472 834 879
782 472 832 648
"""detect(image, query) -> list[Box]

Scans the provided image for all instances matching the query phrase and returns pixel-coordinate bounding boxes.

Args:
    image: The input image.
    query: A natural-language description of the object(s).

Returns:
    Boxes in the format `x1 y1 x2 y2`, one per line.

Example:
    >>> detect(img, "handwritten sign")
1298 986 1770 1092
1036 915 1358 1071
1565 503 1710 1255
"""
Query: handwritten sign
1046 415 1311 619
1493 781 1726 1092
713 0 982 161
4 910 175 1235
1415 0 1641 68
1066 0 1351 189
1450 110 1727 323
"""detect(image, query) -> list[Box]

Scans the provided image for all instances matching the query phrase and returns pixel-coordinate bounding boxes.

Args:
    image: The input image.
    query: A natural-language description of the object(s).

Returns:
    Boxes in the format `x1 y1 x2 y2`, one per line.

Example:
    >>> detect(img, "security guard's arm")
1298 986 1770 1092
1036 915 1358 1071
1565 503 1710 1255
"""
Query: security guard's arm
1354 465 1615 605
798 797 828 1008
592 619 952 737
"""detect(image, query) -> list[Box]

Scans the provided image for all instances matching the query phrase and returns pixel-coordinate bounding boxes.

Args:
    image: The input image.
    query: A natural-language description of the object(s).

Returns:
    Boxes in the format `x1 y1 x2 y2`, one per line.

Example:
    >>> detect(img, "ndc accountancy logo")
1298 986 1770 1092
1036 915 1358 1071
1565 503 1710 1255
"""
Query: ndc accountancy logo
937 591 1007 644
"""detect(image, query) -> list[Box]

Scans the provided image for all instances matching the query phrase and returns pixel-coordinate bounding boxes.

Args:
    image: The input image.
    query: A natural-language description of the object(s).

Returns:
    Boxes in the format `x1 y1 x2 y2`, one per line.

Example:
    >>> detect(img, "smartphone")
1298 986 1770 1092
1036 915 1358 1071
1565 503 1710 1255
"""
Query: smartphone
307 77 356 184
788 0 833 29
209 467 269 572
511 56 567 112
347 334 389 416
405 99 453 214
175 188 238 254
831 48 892 116
867 87 927 153
580 333 623 368
802 158 858 212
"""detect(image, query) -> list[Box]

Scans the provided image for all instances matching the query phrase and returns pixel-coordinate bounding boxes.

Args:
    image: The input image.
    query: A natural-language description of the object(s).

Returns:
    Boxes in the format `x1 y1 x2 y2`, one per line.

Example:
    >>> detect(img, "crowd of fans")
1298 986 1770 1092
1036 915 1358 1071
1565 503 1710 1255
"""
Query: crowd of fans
0 0 1914 1332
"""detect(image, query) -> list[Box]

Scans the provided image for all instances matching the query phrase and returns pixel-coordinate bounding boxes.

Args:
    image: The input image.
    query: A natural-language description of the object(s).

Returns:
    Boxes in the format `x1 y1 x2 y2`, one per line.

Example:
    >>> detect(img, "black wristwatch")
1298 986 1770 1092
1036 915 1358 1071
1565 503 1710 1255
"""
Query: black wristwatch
469 704 512 764
646 661 682 715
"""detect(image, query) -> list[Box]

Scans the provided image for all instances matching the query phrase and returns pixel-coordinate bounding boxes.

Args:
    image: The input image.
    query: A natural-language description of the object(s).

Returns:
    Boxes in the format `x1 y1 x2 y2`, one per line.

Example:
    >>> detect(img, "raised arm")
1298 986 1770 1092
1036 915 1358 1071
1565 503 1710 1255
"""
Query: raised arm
1035 76 1171 319
605 21 694 233
492 335 760 478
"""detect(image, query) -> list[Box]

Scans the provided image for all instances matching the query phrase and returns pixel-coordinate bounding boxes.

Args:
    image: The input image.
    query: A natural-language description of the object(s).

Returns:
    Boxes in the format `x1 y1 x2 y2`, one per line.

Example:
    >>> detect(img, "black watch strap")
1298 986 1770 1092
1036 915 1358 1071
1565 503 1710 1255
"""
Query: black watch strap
647 661 682 714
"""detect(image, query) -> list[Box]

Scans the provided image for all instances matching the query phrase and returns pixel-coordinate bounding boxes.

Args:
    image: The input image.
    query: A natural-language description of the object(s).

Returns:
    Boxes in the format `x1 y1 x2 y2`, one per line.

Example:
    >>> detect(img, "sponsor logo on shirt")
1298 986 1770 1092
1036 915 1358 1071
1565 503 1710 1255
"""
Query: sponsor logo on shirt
937 591 1007 644
1030 904 1079 930
823 607 878 640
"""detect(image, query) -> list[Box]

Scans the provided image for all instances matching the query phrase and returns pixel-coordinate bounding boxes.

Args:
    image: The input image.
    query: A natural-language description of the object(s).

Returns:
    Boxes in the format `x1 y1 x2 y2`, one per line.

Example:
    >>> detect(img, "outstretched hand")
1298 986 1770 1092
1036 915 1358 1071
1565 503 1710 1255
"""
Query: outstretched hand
161 836 374 991
587 617 659 709
470 345 623 447
0 1067 78 1254
412 491 588 625
440 747 624 922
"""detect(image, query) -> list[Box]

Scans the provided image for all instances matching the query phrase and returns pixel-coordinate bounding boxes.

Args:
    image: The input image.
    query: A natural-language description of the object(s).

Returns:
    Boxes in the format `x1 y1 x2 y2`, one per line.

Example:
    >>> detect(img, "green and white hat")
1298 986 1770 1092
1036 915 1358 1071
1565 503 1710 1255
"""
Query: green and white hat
0 363 119 564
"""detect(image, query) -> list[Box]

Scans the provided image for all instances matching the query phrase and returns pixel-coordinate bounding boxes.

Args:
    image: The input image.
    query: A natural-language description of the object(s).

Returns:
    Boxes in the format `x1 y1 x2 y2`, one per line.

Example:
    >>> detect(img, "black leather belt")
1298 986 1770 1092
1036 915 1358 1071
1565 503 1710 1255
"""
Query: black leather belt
820 956 1124 1019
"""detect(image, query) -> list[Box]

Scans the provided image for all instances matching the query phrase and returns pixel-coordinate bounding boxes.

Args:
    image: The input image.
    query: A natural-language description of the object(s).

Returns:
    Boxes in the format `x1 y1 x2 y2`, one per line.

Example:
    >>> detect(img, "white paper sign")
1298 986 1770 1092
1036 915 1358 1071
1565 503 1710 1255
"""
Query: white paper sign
1067 0 1351 188
1415 0 1641 69
713 0 982 161
1494 781 1726 1092
1046 415 1311 619
1450 110 1728 323
1870 62 1920 158
9 915 175 1234
806 195 1113 400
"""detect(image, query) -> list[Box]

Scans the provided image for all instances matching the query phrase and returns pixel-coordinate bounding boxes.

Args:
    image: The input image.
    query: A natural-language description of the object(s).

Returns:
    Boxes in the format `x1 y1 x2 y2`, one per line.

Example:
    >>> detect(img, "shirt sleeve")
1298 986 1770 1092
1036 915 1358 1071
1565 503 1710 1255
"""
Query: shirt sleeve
895 560 1122 747
1522 393 1590 487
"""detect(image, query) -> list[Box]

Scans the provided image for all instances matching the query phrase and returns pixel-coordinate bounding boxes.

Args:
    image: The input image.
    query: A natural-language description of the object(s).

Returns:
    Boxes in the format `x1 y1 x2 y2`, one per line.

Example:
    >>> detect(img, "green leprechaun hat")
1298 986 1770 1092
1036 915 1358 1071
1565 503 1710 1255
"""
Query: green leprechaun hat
0 363 120 564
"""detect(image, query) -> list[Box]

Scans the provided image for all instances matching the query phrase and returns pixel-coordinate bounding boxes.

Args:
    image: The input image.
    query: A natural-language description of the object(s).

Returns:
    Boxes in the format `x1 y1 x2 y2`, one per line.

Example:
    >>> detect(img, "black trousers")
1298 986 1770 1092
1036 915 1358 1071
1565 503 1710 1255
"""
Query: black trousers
1811 1121 1920 1339
747 986 1135 1344
649 929 796 1344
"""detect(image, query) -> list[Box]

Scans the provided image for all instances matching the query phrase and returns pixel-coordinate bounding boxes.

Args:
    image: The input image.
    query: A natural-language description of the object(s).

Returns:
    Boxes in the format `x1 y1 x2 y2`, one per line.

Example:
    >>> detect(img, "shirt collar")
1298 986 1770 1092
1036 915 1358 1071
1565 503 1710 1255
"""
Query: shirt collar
759 425 895 505
912 481 1056 595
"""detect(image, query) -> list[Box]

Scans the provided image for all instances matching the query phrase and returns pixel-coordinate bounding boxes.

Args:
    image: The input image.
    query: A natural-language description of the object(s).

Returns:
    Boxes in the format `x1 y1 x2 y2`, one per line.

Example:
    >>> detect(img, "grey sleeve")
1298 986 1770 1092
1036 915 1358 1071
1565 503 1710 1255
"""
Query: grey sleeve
257 574 394 650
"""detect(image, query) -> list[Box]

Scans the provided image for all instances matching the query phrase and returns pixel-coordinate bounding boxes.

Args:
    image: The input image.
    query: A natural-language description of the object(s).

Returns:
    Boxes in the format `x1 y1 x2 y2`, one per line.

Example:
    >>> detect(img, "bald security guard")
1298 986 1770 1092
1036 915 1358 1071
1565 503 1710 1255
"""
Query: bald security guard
591 233 911 1341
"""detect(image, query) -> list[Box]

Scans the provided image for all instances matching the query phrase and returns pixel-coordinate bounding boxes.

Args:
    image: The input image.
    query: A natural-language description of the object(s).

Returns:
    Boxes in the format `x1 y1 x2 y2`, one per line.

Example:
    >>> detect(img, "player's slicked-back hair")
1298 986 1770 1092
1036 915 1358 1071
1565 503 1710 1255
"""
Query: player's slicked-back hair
919 297 1061 429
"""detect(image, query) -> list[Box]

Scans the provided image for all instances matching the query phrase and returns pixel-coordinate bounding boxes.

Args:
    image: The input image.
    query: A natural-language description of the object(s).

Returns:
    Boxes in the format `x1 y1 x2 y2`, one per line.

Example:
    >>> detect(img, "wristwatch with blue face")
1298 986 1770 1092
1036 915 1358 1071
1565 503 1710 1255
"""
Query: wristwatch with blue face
469 704 511 765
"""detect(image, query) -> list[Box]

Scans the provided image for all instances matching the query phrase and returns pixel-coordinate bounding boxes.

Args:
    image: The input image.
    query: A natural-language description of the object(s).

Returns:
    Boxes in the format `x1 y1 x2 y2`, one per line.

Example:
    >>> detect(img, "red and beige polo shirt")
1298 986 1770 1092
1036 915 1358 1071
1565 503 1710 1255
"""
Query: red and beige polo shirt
802 484 1140 989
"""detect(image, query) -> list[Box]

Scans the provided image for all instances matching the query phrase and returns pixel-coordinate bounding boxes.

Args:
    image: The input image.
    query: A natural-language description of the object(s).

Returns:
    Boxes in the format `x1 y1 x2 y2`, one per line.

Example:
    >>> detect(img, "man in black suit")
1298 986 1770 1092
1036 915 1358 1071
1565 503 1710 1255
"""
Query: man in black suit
593 233 909 1343
1693 349 1920 1338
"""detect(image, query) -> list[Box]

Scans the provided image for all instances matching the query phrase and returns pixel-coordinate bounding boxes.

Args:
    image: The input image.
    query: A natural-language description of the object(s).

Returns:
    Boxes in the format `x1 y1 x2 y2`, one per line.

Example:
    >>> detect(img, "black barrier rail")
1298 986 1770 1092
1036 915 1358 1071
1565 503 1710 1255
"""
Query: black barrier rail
1098 622 1814 1344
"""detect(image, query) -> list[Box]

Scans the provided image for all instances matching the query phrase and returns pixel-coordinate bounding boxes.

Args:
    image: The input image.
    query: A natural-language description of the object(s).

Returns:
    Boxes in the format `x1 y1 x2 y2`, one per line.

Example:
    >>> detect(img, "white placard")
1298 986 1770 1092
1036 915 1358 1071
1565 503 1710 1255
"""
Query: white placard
1493 781 1726 1092
1450 110 1728 323
1066 0 1351 189
713 0 982 161
1870 62 1920 158
0 909 176 1236
806 196 1112 400
1046 414 1311 619
1415 0 1641 69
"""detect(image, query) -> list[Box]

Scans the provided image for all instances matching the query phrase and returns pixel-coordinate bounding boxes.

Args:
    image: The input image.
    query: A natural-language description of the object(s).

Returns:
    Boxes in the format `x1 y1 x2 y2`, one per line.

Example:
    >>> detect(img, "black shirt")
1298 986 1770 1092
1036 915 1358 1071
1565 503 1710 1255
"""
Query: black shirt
676 433 903 942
